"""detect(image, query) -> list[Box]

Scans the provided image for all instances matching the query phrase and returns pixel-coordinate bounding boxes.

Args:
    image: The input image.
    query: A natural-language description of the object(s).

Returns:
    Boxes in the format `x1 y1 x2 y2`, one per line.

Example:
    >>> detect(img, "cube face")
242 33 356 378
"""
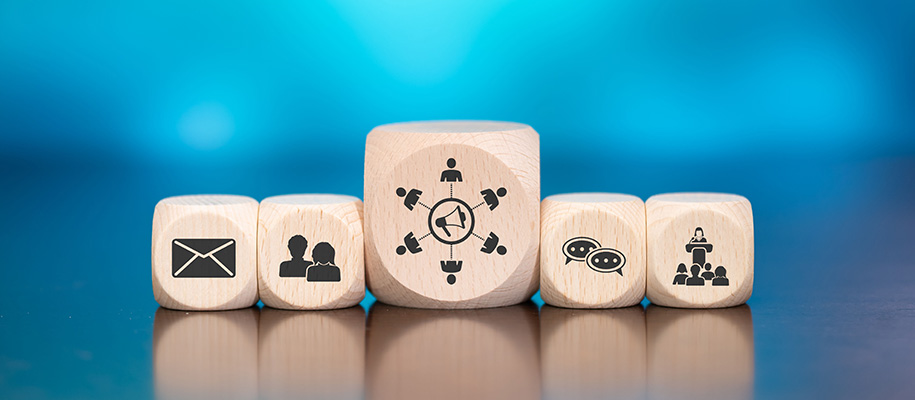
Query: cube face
152 195 259 311
540 193 647 308
364 121 540 309
646 193 754 308
257 195 365 310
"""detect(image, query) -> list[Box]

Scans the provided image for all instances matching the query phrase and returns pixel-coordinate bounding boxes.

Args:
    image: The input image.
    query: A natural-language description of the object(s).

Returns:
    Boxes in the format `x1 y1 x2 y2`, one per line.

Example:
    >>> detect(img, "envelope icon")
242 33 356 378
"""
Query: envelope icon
172 238 236 278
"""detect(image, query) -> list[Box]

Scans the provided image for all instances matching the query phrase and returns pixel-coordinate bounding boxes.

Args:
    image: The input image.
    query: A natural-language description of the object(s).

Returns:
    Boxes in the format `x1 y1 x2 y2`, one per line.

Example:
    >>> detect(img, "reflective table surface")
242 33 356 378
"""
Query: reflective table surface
1 159 914 399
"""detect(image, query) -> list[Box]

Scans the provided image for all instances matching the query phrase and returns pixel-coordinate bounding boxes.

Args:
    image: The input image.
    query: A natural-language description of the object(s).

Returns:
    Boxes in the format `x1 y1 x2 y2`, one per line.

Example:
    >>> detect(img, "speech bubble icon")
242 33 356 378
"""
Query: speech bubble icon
585 247 626 275
562 237 601 264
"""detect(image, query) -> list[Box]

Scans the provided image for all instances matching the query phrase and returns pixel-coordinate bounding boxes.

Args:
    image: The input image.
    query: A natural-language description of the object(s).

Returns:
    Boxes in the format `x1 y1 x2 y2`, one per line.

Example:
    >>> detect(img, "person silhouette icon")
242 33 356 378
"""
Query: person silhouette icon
480 232 507 255
279 235 312 277
701 262 715 280
690 227 707 243
481 187 507 210
712 266 729 286
672 263 688 285
306 242 341 282
440 158 463 182
686 264 705 286
396 187 422 210
396 232 423 255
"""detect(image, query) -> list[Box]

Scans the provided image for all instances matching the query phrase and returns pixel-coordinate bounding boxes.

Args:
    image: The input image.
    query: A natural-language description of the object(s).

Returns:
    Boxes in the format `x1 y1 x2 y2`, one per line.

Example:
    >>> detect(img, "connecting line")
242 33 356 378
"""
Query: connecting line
418 232 433 241
450 183 453 198
471 201 486 210
472 232 485 241
417 201 432 210
450 245 453 260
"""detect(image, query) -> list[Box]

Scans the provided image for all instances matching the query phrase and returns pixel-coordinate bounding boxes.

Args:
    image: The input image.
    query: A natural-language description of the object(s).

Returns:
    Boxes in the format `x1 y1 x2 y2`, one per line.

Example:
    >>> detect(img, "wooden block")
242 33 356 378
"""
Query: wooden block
366 304 540 400
540 193 647 308
646 193 753 308
364 121 540 309
540 305 647 400
152 195 259 311
647 305 754 399
153 307 259 399
258 307 365 400
257 194 364 310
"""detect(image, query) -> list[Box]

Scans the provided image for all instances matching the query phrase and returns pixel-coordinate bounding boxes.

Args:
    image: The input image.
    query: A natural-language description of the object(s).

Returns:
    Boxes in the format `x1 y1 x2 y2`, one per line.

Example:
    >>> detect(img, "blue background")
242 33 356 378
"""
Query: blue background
1 1 915 398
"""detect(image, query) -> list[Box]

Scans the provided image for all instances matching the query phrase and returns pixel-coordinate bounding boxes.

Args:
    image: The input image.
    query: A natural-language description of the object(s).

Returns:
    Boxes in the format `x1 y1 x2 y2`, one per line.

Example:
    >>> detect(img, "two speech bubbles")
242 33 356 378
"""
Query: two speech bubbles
562 237 626 275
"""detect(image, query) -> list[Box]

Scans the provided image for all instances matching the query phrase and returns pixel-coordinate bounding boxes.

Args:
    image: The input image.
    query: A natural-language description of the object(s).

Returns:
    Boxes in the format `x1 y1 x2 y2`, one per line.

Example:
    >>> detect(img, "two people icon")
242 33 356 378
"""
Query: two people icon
279 235 341 282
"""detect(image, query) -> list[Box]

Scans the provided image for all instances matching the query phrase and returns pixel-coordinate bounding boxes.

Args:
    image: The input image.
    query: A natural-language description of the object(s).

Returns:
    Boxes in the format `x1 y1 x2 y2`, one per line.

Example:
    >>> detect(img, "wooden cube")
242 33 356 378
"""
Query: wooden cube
257 194 364 310
153 307 259 399
259 307 365 399
366 304 540 400
152 195 259 311
540 306 647 399
646 193 754 308
364 121 541 309
647 305 754 399
540 193 647 308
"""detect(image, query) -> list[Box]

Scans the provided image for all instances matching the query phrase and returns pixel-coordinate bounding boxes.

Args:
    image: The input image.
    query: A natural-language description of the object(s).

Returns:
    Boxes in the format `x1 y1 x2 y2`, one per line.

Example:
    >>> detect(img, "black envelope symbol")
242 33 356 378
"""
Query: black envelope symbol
172 239 236 278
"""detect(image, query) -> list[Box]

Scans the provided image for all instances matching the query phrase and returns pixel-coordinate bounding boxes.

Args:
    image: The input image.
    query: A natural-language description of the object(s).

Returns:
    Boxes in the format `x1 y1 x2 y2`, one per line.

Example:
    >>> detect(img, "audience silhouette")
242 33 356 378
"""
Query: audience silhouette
686 264 706 286
672 263 688 285
712 266 729 286
701 263 715 280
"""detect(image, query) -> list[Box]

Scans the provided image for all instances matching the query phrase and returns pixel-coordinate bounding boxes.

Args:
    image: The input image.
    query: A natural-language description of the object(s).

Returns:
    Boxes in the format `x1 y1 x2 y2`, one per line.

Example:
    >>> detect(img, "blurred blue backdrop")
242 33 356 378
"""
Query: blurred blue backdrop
2 0 913 169
2 2 915 398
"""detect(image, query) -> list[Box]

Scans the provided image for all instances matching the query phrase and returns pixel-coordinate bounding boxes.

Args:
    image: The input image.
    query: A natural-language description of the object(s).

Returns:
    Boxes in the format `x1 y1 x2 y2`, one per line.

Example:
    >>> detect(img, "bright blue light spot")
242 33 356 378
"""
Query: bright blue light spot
178 103 234 150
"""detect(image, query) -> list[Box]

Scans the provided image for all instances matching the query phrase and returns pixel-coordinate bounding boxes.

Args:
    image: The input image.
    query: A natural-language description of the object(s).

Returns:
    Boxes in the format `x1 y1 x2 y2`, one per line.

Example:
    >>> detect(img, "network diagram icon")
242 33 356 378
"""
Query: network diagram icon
394 157 508 285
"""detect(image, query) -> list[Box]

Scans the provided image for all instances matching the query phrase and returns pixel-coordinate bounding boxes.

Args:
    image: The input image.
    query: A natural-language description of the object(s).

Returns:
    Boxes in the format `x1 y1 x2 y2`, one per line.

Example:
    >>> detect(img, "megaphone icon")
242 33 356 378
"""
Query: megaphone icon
434 206 467 237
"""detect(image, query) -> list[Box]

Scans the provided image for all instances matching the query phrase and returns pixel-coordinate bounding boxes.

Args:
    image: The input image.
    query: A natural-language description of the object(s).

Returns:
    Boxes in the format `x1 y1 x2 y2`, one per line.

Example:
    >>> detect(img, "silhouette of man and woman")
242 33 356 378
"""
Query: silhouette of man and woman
279 235 341 282
673 227 729 286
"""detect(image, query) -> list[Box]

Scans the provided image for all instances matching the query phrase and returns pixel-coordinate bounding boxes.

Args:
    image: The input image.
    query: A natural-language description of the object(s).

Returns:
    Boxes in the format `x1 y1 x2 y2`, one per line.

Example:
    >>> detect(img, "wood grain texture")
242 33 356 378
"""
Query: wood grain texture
646 193 754 308
364 121 540 309
257 194 364 310
647 305 754 399
152 195 259 311
541 306 647 400
366 304 540 400
540 193 647 308
258 307 365 400
153 307 259 400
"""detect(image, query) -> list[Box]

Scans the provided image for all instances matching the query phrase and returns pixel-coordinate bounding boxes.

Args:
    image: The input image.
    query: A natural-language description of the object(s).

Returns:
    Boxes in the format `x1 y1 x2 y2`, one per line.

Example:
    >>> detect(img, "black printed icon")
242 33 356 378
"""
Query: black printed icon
672 227 728 287
172 238 235 278
394 157 508 285
440 158 463 182
278 235 341 282
561 237 626 275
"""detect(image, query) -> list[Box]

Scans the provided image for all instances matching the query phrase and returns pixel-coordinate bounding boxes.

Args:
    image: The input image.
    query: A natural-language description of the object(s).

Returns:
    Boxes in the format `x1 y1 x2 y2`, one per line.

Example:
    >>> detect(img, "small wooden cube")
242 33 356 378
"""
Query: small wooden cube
259 307 365 399
646 193 754 308
257 194 364 310
646 305 754 399
153 307 259 399
364 121 541 309
540 193 647 308
540 306 647 399
152 195 259 311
